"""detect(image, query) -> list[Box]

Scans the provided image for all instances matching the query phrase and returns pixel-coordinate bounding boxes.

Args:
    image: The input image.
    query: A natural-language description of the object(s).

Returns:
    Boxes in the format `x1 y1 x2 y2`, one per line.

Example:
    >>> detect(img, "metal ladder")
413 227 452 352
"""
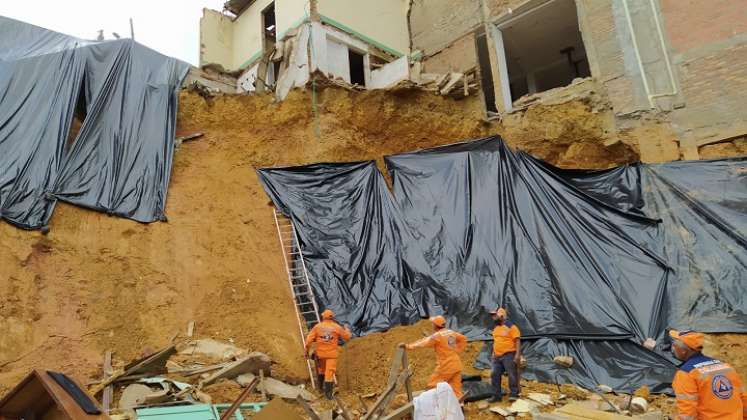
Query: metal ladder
272 207 321 388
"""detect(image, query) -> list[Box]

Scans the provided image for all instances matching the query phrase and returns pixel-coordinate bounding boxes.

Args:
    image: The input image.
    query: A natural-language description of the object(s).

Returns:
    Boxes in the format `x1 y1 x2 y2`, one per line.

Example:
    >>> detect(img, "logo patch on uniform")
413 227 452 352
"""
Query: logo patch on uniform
711 375 734 399
447 335 456 348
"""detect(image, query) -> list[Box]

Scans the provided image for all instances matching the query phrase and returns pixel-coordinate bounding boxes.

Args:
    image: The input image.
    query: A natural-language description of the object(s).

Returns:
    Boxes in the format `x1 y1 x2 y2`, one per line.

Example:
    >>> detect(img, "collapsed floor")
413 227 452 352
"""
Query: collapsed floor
1 85 746 417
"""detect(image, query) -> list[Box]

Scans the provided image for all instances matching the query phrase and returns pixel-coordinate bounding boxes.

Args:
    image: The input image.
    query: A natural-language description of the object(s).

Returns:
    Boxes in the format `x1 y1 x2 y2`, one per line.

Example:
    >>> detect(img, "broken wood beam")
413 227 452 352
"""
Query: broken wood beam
102 351 113 412
334 395 353 420
381 402 414 420
439 72 464 95
219 377 259 420
401 351 412 402
363 369 412 420
297 394 322 420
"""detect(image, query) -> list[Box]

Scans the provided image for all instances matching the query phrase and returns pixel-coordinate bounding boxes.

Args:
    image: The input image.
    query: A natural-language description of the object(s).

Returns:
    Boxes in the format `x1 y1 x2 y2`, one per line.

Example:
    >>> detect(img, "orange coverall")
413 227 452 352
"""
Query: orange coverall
673 354 747 420
305 319 352 382
406 328 468 398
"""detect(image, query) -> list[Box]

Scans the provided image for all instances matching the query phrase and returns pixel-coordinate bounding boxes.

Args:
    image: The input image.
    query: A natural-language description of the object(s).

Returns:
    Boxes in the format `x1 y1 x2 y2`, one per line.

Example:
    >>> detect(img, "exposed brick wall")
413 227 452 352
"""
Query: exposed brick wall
673 42 747 135
661 0 747 53
410 0 482 56
421 33 478 74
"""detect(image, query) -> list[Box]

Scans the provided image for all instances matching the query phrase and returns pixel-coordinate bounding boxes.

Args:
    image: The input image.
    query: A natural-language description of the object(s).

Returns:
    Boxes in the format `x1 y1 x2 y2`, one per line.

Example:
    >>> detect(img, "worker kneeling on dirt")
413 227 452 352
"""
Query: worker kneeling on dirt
489 307 521 403
670 329 746 420
305 309 352 400
399 315 467 399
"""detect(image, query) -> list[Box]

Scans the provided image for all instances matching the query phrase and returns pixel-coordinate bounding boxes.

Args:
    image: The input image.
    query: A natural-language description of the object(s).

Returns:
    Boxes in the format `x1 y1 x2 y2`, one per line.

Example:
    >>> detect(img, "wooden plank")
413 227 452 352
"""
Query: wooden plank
296 394 321 420
387 348 404 386
362 369 412 420
187 321 195 337
401 351 412 402
439 72 464 95
556 403 631 420
259 369 267 401
380 402 413 420
102 351 112 412
334 395 353 420
219 377 259 420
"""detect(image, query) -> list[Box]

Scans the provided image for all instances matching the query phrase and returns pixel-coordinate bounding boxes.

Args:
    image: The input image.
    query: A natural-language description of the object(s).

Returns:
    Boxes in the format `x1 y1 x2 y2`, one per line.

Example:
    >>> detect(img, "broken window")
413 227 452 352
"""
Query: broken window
262 2 276 50
348 50 366 86
498 0 590 104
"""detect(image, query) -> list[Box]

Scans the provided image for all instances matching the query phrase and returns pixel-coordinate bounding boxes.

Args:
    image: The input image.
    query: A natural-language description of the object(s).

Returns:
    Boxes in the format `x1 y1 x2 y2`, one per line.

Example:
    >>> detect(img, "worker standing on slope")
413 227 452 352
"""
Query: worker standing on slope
400 315 467 398
669 329 746 420
489 307 521 402
305 309 352 400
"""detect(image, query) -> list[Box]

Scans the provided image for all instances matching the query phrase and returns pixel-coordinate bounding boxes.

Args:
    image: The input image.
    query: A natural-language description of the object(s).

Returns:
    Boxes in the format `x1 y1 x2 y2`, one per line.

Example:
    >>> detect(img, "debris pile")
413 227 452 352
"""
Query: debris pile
84 338 312 419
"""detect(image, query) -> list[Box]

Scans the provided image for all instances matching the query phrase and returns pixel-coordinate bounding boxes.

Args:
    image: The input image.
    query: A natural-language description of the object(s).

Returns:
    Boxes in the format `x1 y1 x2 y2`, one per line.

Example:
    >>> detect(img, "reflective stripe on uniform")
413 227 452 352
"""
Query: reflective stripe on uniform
699 367 735 380
676 415 696 420
675 393 698 401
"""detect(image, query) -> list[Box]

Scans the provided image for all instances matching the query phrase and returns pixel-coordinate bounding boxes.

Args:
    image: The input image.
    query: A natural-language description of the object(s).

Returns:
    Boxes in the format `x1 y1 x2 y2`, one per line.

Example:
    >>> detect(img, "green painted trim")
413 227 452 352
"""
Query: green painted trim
238 50 262 70
277 15 310 40
319 15 403 57
236 14 309 70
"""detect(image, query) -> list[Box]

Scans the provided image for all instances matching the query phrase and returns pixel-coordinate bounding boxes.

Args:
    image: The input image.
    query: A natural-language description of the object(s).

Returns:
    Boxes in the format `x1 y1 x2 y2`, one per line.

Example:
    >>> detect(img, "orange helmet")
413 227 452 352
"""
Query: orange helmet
321 309 334 320
669 329 704 351
489 307 507 317
430 315 446 328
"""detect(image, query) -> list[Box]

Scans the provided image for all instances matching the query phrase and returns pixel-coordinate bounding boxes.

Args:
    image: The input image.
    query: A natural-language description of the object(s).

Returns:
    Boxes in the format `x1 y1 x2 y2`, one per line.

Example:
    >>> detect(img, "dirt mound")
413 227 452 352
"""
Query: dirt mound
0 85 743 404
336 320 483 395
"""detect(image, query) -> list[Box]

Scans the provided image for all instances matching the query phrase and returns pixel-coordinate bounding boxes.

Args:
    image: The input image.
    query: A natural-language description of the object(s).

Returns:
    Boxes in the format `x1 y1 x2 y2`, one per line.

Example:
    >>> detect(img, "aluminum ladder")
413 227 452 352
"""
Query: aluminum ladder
272 207 321 388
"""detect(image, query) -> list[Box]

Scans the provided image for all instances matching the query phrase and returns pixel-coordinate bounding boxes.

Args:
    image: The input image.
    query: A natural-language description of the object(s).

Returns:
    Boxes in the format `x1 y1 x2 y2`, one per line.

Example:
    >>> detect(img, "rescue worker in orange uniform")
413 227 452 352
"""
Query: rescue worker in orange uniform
305 309 352 400
670 329 746 420
489 307 521 402
399 315 468 398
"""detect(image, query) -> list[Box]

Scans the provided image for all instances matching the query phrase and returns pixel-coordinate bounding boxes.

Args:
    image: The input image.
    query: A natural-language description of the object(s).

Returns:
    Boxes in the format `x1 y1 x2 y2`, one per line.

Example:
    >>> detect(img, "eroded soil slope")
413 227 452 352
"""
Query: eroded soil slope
0 86 740 398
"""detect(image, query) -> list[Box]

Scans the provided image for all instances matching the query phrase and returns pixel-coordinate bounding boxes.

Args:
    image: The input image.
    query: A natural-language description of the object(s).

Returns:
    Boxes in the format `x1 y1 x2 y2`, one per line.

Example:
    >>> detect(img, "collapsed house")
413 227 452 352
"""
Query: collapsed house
199 0 747 162
199 0 412 97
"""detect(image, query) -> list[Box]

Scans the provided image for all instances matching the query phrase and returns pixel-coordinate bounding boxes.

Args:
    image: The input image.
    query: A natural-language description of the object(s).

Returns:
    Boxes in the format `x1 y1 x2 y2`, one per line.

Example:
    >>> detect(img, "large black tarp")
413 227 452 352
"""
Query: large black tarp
259 136 746 392
0 16 189 229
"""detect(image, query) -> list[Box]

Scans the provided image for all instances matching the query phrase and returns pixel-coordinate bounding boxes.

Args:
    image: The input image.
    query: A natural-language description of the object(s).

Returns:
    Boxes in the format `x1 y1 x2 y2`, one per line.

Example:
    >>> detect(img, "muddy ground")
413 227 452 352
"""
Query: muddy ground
0 85 745 418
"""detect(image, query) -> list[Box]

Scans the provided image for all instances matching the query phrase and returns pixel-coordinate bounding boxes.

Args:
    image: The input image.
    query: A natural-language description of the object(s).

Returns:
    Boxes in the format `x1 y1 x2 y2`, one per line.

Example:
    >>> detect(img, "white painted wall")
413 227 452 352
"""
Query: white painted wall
317 0 410 56
231 0 274 70
231 0 310 70
370 55 410 89
199 8 234 69
326 37 350 83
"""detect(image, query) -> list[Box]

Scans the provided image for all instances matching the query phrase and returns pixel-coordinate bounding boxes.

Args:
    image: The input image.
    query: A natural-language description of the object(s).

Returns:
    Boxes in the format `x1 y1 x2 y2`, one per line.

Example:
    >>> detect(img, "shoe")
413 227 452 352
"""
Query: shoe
489 395 502 403
323 382 334 400
509 396 518 402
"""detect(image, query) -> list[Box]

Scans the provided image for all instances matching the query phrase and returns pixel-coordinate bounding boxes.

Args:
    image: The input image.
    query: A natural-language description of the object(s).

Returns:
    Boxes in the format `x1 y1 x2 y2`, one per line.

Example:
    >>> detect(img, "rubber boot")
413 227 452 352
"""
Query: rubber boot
317 375 325 391
324 381 334 400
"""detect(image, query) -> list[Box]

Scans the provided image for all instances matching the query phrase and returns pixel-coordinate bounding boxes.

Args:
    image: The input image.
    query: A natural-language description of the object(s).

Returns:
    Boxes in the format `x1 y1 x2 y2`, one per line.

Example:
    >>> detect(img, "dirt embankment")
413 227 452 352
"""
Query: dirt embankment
0 85 743 402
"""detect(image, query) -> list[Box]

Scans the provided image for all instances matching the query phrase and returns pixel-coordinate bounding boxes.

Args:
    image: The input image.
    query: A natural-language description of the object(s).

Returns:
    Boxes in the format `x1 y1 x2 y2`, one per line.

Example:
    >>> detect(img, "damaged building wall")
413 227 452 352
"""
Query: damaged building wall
659 0 747 158
317 0 410 57
409 0 482 73
408 0 747 162
199 0 310 72
200 8 234 70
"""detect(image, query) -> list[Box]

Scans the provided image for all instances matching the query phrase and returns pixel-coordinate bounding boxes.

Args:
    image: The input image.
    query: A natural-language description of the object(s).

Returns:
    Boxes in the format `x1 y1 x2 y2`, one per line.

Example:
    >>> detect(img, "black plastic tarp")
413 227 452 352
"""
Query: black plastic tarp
0 16 189 229
258 135 746 392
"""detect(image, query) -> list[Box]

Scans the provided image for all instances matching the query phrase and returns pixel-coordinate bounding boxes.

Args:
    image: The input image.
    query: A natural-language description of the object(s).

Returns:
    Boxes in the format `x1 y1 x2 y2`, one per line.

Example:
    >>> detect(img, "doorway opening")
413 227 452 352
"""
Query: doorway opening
348 50 366 87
